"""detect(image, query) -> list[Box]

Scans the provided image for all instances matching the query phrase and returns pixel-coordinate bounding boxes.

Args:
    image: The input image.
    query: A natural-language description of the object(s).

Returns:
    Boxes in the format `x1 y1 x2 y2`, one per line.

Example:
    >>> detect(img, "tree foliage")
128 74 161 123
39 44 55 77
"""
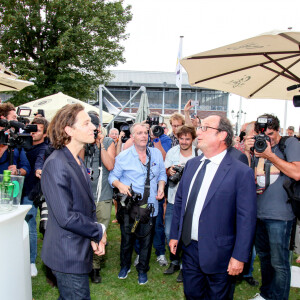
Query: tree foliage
0 0 132 105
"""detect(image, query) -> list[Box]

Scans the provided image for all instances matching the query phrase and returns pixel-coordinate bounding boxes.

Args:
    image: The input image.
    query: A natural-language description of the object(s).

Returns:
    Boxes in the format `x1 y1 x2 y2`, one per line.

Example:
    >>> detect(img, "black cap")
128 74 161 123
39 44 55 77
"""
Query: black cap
88 112 100 127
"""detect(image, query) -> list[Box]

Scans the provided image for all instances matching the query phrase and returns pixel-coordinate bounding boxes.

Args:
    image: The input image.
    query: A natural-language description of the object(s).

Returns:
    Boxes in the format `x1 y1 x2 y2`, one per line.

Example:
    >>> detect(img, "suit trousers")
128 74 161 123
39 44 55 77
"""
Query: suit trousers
182 241 231 300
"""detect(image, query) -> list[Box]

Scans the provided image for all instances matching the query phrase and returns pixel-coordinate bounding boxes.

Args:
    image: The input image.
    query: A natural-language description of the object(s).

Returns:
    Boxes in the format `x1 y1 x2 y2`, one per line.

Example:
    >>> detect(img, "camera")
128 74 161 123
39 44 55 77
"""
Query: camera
16 106 32 124
169 165 185 185
34 109 45 117
253 116 271 153
113 184 142 211
0 119 37 150
146 115 164 137
120 122 131 143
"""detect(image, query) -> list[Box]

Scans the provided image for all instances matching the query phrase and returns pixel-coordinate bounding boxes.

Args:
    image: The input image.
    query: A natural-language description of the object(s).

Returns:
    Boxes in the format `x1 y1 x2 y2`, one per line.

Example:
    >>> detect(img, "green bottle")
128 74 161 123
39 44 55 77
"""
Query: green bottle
0 170 15 211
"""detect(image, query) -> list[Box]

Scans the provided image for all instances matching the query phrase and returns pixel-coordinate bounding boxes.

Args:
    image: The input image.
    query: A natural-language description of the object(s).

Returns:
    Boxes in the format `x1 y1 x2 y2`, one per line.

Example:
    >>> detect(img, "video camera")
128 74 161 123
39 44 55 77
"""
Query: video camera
253 116 271 153
113 184 142 211
146 115 164 137
169 165 185 186
0 119 37 150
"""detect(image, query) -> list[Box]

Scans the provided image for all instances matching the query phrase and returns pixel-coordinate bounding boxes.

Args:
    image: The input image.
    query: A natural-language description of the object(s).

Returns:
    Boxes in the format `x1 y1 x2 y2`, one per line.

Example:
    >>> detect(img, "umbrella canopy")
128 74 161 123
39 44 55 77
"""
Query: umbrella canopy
181 30 300 100
102 97 135 122
0 64 34 92
18 92 113 123
135 92 150 123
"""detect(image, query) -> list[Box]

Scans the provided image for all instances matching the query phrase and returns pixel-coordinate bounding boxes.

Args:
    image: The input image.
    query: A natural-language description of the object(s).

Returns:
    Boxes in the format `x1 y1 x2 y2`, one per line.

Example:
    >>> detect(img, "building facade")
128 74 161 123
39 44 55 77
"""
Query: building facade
104 70 228 119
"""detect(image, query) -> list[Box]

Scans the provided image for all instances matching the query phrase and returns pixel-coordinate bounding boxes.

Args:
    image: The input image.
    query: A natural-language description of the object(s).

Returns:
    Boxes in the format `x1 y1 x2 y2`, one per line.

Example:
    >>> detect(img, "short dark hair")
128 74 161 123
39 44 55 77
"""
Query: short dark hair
31 117 49 134
218 116 233 147
48 104 84 149
0 102 16 118
177 125 197 140
255 113 280 132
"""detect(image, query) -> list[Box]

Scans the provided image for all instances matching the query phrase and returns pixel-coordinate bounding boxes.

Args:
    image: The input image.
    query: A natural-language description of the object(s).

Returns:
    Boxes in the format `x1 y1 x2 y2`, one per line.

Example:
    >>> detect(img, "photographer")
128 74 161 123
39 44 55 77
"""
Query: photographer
164 125 198 281
146 114 171 267
169 112 185 147
247 114 300 300
21 117 49 277
0 102 30 175
85 112 115 284
108 123 166 285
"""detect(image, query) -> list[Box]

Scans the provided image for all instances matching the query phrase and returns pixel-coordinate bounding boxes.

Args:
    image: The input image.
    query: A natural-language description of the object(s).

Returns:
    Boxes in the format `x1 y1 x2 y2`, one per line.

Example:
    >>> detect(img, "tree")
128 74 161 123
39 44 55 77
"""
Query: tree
0 0 132 105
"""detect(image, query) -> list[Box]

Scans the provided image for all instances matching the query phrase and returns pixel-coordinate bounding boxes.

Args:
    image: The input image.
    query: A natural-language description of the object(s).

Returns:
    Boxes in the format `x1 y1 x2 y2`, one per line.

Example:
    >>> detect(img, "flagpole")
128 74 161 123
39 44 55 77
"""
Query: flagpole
176 36 184 113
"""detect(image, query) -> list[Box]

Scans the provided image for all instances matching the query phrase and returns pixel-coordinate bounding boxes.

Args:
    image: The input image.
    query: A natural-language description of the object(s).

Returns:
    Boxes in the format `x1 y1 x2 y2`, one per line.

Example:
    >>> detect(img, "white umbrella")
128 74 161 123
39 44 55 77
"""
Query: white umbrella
181 30 300 100
0 64 33 92
135 92 150 123
18 92 113 123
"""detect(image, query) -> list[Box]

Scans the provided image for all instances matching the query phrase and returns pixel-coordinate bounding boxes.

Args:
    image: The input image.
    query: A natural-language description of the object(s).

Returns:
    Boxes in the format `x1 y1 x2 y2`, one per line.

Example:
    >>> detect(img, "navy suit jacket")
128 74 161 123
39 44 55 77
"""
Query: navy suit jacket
170 151 256 274
41 146 103 274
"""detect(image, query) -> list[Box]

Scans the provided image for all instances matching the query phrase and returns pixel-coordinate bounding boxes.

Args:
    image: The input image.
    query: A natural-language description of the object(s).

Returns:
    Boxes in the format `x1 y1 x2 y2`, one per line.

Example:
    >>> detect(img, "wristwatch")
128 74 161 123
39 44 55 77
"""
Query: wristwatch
153 138 160 143
16 169 21 176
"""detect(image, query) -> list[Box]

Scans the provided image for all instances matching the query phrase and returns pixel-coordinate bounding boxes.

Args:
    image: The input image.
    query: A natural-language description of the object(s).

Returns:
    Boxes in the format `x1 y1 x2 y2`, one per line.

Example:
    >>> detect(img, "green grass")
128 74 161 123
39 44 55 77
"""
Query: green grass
32 211 300 300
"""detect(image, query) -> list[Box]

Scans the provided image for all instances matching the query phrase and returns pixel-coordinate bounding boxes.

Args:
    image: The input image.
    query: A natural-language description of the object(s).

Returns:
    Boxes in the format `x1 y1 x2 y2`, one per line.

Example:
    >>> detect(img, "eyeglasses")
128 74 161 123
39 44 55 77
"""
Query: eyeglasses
197 126 221 132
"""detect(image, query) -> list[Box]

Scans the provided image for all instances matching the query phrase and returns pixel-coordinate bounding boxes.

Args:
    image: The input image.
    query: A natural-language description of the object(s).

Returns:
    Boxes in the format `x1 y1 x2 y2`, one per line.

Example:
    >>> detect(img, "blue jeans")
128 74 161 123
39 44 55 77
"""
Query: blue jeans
255 218 293 300
164 202 179 264
153 199 166 256
52 270 90 300
22 196 37 264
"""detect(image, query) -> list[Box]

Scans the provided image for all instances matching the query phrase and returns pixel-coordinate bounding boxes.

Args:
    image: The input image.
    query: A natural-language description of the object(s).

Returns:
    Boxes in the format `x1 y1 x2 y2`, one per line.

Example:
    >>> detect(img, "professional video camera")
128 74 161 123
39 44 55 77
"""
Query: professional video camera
0 119 37 150
146 114 164 137
120 122 131 143
16 106 32 124
253 116 271 153
169 165 185 186
113 184 142 211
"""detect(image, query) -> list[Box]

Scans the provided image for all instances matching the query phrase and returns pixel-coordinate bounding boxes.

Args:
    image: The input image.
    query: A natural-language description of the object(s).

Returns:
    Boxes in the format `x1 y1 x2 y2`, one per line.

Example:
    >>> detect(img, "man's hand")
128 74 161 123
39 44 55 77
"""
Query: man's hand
244 135 255 152
156 187 164 200
184 99 193 112
35 169 42 179
114 181 132 196
96 131 105 147
101 231 107 245
91 240 105 256
254 140 274 160
8 164 17 175
169 239 178 255
167 166 176 177
227 257 244 276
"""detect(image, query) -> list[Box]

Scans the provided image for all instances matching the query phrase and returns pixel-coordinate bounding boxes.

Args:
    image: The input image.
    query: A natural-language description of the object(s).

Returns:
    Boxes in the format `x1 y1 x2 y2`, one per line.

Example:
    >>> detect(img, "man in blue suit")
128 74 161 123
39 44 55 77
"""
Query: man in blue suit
41 104 106 299
169 115 257 299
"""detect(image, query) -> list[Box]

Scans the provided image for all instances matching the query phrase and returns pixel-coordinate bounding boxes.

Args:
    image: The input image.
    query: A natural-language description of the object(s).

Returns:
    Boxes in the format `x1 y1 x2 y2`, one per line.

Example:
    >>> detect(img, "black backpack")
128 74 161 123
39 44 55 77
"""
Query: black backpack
278 136 300 219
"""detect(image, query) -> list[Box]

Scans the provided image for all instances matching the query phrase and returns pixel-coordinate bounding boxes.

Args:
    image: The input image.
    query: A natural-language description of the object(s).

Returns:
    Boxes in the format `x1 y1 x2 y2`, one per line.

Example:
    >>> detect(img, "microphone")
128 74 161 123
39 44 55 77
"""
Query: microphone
287 84 300 91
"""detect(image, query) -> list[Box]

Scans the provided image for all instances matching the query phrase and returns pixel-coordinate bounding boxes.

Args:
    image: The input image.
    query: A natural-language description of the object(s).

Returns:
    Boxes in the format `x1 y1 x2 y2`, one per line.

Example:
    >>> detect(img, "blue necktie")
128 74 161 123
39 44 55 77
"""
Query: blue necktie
181 159 210 246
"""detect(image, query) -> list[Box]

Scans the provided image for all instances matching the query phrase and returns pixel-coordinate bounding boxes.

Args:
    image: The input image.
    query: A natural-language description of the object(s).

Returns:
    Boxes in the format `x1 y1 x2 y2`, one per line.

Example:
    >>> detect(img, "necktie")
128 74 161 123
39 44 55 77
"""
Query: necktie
181 159 210 246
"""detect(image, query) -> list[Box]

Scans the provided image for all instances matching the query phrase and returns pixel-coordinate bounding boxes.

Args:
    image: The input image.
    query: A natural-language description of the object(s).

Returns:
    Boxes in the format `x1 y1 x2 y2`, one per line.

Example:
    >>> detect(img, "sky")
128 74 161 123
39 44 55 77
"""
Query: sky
111 0 300 133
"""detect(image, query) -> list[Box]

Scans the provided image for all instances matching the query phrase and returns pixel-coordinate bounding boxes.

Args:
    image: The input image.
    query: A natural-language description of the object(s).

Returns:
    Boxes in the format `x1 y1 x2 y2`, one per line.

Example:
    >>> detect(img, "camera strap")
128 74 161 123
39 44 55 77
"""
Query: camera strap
264 160 271 190
140 147 151 206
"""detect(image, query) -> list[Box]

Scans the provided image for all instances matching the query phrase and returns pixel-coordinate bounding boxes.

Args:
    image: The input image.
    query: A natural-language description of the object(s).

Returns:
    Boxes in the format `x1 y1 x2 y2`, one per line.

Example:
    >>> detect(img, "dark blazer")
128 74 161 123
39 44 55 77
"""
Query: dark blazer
41 146 103 274
170 151 256 274
227 146 249 165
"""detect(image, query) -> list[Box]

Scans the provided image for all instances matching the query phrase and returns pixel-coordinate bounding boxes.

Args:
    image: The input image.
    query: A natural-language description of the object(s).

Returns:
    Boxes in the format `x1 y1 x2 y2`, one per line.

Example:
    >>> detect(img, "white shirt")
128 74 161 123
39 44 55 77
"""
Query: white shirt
188 150 227 241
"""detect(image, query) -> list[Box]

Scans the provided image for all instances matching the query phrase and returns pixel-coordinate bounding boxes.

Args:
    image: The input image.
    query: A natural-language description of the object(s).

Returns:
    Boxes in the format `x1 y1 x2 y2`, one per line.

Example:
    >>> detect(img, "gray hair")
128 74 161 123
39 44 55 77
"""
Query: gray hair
130 123 148 135
109 128 119 134
218 116 233 147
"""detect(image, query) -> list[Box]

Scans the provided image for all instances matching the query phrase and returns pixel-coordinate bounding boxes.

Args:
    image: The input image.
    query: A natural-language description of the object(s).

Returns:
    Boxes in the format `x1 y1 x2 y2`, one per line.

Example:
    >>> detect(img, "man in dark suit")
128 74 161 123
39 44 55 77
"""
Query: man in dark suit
41 104 106 299
169 115 257 299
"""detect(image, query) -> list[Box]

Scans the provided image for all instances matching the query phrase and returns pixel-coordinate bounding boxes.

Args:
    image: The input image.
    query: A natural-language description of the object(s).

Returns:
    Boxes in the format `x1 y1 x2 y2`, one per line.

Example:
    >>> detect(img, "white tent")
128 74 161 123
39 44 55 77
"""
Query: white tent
18 92 113 123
